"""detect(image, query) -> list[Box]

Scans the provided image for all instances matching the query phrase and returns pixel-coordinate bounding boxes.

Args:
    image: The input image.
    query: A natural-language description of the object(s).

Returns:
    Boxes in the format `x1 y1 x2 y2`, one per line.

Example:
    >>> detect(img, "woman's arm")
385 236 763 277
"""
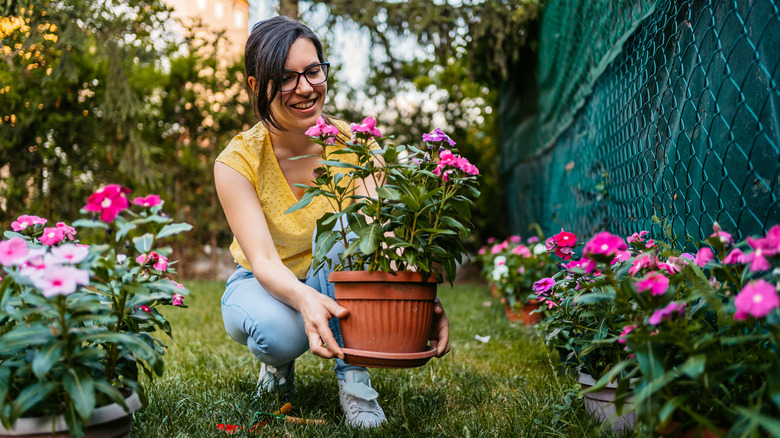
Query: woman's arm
214 162 347 359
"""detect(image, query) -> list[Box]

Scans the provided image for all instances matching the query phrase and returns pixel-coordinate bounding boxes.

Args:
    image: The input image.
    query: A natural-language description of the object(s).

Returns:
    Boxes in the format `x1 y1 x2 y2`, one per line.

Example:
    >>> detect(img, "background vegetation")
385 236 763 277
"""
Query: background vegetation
0 0 545 277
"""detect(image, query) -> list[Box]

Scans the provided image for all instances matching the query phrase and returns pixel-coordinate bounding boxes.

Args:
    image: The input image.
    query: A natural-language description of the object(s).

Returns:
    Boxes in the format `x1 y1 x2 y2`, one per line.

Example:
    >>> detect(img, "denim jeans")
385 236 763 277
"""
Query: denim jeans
220 233 364 380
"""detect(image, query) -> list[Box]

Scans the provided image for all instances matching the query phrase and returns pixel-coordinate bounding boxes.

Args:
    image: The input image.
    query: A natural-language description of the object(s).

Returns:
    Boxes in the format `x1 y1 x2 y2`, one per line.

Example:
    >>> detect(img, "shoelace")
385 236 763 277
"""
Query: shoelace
344 393 381 416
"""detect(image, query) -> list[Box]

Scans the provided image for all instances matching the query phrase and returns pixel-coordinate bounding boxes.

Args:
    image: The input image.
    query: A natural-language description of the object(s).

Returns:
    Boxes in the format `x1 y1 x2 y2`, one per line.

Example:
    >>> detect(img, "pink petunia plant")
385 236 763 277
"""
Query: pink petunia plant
83 184 131 222
733 279 779 320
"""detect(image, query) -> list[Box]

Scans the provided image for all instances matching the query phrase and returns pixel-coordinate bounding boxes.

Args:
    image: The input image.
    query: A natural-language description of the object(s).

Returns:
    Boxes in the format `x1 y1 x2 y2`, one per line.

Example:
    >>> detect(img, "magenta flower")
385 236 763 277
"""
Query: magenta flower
554 246 575 261
351 116 382 138
627 230 649 243
765 225 780 254
39 227 66 246
139 305 152 313
743 237 772 271
553 229 577 247
709 224 734 245
32 265 90 297
306 116 340 144
56 222 77 241
648 301 686 325
132 194 162 208
545 237 556 252
172 293 185 306
635 272 669 296
0 237 30 266
532 277 556 293
583 231 628 259
51 244 89 264
508 235 522 243
422 128 456 146
512 245 531 257
84 184 131 222
612 250 632 264
527 236 540 243
136 251 168 271
659 255 690 275
11 215 47 232
734 280 779 320
629 253 658 276
478 247 487 255
723 248 745 265
694 247 714 267
618 324 637 344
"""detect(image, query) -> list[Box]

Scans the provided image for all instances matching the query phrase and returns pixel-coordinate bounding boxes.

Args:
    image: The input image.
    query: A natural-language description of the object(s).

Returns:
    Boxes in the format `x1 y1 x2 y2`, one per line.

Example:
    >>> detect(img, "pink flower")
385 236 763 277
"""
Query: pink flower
612 250 632 264
545 237 556 252
0 237 30 266
554 246 575 261
32 265 90 297
172 293 184 306
648 301 686 325
51 244 89 264
618 324 637 344
422 128 456 146
583 232 628 259
11 215 47 232
351 116 382 138
139 305 152 313
723 248 746 265
627 230 649 243
305 116 340 144
512 245 531 257
527 236 540 243
84 184 131 222
132 194 162 207
553 229 577 247
658 256 690 275
743 237 772 271
629 253 658 276
39 227 66 246
478 247 486 255
532 277 556 293
20 251 48 279
709 225 734 245
136 251 168 271
508 235 522 243
56 222 77 241
765 225 780 254
635 272 669 296
487 237 496 244
734 280 779 320
490 244 504 255
694 247 714 267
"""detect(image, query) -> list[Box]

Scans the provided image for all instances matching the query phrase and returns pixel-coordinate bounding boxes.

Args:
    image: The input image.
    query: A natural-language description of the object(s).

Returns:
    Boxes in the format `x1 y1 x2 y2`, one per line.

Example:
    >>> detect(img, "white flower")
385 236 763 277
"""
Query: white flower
492 264 509 281
533 243 546 255
493 255 507 266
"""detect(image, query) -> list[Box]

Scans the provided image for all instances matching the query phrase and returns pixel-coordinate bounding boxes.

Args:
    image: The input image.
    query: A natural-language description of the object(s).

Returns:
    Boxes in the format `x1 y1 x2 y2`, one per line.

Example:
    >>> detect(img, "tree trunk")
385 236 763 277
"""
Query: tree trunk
279 0 299 18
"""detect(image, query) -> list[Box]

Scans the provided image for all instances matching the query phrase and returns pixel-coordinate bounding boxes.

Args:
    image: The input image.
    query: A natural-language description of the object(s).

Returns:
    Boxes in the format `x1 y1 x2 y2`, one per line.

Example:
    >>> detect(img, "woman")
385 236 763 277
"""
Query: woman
214 16 451 429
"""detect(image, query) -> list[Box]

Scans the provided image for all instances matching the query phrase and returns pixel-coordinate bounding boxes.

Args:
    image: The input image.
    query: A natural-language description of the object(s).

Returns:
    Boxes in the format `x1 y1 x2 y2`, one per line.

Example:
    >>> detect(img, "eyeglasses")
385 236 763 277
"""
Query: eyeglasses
279 62 330 92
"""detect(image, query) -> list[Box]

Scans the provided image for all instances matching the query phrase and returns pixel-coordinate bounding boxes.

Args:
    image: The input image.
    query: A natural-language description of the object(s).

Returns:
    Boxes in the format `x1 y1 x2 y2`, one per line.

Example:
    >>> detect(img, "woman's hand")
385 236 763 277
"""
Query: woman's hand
297 290 349 359
429 299 451 357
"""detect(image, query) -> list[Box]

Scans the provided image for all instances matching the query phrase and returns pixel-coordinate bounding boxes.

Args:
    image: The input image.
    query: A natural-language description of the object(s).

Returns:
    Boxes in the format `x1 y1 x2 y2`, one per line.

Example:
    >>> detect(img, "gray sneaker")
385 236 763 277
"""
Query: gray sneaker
338 370 387 428
256 361 294 398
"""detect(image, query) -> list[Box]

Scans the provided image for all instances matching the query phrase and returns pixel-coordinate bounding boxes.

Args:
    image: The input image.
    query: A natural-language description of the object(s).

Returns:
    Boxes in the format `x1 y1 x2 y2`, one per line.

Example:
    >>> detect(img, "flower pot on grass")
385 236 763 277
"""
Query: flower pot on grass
0 392 141 438
505 299 543 325
578 372 637 433
330 270 438 368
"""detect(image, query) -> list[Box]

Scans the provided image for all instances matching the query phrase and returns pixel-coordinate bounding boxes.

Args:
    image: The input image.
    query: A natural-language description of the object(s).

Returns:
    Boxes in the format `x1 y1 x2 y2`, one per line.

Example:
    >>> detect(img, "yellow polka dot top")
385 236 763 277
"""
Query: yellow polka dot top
215 119 359 279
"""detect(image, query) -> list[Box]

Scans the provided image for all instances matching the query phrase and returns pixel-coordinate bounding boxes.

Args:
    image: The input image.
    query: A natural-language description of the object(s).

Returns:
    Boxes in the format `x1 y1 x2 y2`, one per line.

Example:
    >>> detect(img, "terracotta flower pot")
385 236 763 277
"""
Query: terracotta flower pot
505 299 543 325
329 270 438 368
578 372 637 433
0 391 141 438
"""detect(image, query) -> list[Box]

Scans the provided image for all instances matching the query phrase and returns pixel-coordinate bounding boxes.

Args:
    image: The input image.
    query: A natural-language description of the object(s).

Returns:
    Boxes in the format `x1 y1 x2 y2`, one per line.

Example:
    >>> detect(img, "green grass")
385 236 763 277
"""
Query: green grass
132 280 614 437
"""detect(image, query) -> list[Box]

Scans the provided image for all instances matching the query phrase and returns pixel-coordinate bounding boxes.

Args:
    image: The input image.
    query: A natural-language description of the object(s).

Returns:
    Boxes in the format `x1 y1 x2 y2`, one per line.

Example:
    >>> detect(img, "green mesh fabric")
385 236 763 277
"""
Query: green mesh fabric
504 0 780 245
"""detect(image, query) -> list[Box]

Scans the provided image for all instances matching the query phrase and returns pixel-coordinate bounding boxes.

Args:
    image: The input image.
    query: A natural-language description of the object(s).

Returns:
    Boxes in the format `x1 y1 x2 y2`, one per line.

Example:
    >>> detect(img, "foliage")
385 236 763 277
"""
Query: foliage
475 229 558 307
0 184 190 437
311 0 546 249
534 220 780 436
287 118 480 282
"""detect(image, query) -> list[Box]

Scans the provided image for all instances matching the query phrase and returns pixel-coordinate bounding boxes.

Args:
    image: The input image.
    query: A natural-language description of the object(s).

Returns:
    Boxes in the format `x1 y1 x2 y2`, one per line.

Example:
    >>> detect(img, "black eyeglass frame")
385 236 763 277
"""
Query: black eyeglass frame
279 62 330 92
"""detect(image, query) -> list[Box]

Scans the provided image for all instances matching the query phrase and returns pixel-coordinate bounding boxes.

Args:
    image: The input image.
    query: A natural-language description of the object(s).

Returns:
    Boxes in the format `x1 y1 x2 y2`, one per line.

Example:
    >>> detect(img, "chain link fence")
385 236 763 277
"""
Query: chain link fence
503 0 779 246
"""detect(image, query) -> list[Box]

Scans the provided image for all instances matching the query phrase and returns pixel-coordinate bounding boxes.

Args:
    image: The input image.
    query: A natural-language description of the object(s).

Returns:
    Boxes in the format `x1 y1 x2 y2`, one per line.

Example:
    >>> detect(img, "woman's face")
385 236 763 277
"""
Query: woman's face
268 38 326 135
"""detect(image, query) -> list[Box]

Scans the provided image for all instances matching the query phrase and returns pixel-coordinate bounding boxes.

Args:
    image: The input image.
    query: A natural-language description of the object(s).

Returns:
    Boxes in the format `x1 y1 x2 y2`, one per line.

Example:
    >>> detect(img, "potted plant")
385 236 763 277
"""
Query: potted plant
0 185 190 438
286 117 480 368
477 230 557 324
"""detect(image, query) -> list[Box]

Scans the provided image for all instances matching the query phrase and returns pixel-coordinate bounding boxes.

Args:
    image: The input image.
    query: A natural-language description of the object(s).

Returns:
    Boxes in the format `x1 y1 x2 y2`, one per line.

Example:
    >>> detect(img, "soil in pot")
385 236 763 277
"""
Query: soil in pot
0 391 141 438
505 299 543 325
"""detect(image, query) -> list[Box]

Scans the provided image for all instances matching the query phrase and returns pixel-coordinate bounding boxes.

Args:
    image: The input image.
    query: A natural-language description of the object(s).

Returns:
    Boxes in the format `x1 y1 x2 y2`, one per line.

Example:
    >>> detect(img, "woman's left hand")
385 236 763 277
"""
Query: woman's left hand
429 299 451 357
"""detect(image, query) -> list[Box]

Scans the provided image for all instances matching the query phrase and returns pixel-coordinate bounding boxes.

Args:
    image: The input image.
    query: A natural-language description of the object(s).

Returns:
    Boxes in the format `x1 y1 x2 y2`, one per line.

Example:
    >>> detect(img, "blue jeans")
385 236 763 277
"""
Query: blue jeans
221 235 364 380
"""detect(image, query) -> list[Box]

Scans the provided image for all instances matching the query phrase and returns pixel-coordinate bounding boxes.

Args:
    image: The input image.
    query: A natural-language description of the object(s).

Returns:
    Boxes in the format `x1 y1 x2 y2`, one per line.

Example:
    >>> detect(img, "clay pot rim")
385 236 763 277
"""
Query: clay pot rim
329 270 438 283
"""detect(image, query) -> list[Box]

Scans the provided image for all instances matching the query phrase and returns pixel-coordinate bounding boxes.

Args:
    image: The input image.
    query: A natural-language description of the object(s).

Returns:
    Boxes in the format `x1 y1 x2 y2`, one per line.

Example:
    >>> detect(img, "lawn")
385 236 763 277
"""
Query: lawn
132 280 614 437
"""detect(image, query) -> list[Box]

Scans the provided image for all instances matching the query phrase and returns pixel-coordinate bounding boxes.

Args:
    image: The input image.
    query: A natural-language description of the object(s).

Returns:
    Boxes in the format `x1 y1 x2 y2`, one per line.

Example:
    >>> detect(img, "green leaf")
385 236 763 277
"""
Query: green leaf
115 220 137 241
0 325 53 351
358 223 384 255
680 354 706 378
574 292 616 304
156 222 192 239
284 192 316 214
63 403 85 438
32 342 63 379
93 380 129 411
12 382 58 420
71 219 110 229
132 233 154 253
376 186 402 200
64 368 96 422
734 406 780 436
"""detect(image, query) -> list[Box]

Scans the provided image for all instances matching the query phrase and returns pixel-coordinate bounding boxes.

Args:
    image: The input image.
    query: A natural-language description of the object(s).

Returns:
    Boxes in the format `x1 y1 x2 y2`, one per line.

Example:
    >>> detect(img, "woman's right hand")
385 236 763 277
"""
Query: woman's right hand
296 289 349 359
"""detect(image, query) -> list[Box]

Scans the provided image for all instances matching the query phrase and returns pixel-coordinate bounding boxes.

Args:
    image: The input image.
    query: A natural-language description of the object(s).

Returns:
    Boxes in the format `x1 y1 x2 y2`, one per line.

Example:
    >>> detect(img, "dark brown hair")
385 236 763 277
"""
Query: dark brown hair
244 16 325 131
